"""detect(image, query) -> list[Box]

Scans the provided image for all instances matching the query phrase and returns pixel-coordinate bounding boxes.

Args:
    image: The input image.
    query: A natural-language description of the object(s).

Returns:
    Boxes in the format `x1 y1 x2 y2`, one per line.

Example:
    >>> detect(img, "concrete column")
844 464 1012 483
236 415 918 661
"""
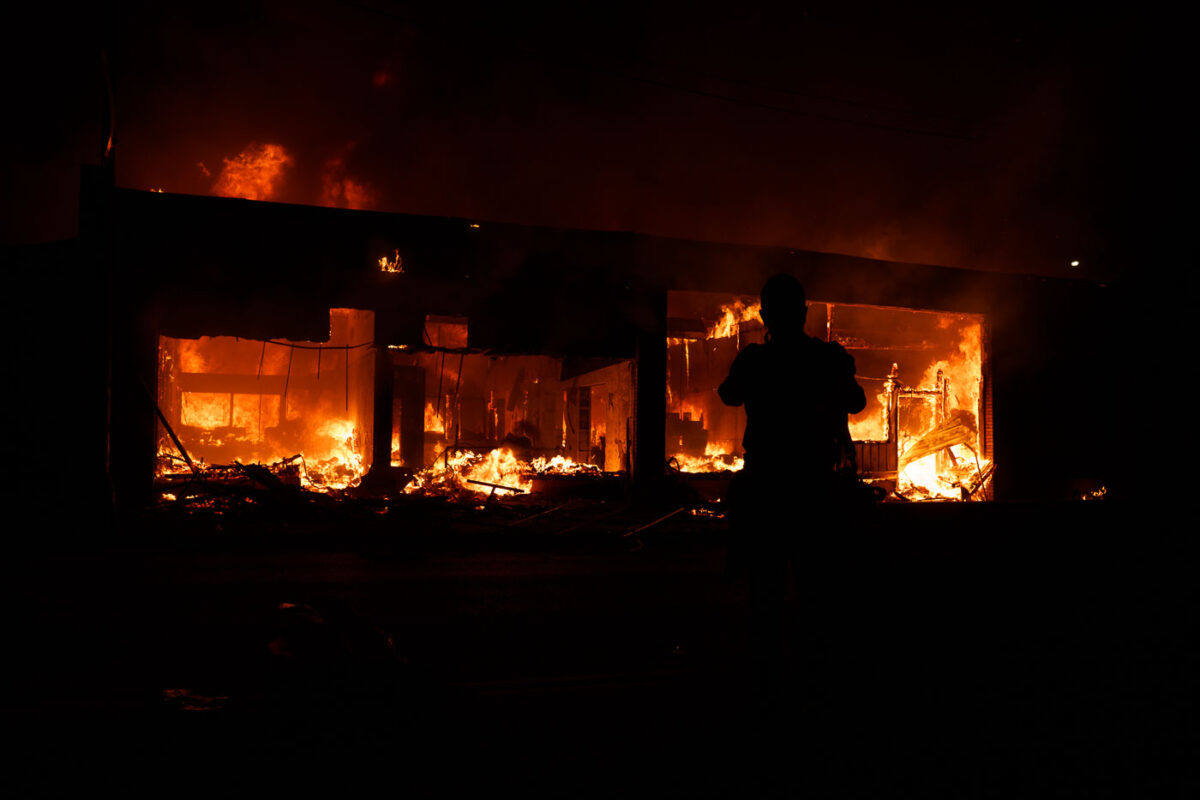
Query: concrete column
633 289 667 489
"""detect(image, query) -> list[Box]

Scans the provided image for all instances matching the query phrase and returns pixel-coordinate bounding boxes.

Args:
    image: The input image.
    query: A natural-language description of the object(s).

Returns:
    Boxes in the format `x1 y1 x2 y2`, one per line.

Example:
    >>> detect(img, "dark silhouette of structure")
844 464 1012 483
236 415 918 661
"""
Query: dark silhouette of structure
719 274 867 717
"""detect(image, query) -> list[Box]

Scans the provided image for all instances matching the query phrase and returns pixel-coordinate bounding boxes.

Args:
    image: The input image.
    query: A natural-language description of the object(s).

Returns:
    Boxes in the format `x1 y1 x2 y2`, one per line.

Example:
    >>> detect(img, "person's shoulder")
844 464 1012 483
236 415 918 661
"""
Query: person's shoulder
817 338 857 370
795 335 845 355
727 342 768 375
823 339 851 356
735 342 767 360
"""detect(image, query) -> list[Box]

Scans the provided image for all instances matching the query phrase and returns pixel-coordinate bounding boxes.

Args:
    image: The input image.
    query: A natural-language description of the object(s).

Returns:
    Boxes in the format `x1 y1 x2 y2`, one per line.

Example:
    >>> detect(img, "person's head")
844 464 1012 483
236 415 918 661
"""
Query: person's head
759 274 807 339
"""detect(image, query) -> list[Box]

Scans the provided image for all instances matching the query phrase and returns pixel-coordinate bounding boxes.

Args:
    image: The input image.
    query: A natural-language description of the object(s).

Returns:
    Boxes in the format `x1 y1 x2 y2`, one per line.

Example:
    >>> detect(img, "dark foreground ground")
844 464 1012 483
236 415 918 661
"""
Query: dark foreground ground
5 498 1190 797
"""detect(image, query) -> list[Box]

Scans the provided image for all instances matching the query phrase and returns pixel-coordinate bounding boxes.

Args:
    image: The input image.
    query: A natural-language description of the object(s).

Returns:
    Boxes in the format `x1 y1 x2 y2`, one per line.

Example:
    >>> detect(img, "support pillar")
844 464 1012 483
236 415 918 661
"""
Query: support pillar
633 289 667 490
395 365 426 469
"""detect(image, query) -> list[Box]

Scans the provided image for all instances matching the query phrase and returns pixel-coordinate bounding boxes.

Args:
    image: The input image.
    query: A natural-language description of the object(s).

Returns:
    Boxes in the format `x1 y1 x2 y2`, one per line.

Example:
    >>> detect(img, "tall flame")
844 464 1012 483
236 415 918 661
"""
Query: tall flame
424 401 445 434
708 300 762 339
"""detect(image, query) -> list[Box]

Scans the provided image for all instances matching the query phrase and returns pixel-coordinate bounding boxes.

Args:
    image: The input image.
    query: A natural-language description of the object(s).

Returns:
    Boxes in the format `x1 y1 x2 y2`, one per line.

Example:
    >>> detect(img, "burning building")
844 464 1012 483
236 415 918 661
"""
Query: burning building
81 166 1115 510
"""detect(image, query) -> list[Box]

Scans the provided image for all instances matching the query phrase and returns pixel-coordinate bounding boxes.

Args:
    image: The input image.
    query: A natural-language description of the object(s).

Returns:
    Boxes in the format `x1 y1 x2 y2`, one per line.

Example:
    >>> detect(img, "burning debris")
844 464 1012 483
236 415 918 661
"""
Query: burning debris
402 448 604 500
668 446 745 474
386 337 632 499
897 410 992 501
156 309 377 493
404 447 532 498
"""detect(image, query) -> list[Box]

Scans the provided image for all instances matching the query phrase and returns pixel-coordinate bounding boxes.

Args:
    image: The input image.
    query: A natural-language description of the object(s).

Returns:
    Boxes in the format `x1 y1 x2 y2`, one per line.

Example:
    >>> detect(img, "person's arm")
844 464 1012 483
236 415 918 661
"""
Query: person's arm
832 342 867 414
828 342 864 470
718 345 755 407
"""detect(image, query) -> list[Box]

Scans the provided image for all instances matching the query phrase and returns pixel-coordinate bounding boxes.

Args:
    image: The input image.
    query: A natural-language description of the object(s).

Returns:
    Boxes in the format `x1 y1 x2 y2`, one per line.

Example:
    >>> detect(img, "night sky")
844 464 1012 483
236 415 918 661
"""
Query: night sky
3 3 1162 280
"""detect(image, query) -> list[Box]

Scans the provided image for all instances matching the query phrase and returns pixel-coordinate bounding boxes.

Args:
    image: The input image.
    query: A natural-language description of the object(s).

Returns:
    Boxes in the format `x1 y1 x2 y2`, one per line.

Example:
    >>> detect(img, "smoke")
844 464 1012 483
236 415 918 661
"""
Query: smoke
4 2 1132 282
320 143 372 210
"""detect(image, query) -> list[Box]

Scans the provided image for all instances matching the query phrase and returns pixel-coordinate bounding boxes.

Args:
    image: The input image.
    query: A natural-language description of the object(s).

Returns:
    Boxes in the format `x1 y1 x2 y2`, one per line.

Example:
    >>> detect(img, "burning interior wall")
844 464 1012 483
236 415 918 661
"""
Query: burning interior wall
666 291 992 501
154 300 635 499
156 308 376 491
388 317 633 496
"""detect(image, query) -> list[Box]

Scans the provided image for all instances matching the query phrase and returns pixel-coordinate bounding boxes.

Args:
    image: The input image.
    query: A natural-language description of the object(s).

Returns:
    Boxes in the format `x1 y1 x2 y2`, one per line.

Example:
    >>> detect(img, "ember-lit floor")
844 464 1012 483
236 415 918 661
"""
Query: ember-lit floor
7 500 1185 796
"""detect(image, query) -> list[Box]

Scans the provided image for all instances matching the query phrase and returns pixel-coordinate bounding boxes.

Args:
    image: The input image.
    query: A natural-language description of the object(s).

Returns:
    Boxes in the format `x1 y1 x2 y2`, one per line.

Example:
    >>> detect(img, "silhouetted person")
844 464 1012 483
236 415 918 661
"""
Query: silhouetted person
719 274 866 724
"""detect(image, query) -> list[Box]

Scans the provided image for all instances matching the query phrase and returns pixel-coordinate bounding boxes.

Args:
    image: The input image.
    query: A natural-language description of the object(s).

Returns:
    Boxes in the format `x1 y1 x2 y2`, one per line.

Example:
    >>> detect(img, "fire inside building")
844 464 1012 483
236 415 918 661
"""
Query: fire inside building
85 168 1113 512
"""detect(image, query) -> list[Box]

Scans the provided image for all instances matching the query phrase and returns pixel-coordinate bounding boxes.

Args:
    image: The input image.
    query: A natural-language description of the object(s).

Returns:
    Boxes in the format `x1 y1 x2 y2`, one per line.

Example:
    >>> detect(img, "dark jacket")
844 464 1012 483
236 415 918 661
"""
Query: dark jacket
718 335 866 476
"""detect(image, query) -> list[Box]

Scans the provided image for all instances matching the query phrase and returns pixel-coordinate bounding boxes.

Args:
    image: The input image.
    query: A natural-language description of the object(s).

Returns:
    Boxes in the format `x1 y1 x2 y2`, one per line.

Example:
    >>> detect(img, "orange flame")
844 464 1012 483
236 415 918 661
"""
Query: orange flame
211 143 293 201
157 315 373 493
424 401 445 434
529 455 601 475
895 320 990 500
379 249 404 273
848 384 892 441
181 392 231 430
402 448 606 498
708 300 762 339
671 446 744 473
404 447 530 496
302 418 365 490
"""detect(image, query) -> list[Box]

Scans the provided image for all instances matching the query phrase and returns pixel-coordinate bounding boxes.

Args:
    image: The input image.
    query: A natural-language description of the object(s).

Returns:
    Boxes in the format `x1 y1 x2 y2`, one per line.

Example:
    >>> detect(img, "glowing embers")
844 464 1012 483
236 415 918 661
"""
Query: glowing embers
405 448 531 497
156 309 375 492
403 448 601 498
669 443 744 474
